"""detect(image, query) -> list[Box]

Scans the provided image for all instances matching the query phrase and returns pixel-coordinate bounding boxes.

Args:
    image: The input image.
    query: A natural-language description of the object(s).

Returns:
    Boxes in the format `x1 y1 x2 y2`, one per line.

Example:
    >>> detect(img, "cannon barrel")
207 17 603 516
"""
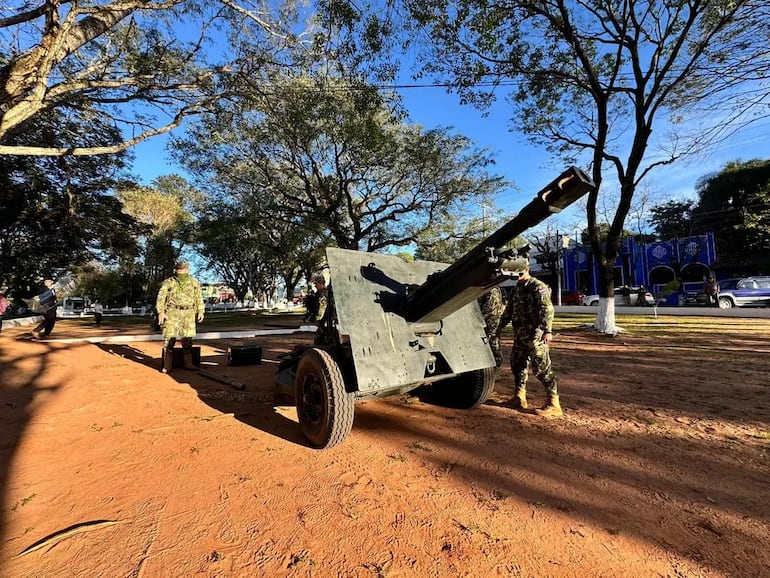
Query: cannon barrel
403 166 595 323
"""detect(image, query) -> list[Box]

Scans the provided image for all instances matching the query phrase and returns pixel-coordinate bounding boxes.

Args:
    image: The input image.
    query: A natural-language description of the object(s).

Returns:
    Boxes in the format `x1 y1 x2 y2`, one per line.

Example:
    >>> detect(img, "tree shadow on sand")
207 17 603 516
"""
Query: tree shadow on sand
96 342 310 447
0 337 62 575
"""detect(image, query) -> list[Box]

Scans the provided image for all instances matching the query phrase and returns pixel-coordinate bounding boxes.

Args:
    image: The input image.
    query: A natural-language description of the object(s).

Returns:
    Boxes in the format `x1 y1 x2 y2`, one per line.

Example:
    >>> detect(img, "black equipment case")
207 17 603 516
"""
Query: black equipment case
227 344 262 366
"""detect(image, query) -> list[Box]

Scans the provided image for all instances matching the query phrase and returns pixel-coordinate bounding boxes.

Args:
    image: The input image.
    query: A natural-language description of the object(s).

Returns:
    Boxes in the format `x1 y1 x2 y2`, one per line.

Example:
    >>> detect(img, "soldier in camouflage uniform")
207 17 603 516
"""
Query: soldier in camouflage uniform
499 264 562 417
478 286 507 368
311 271 339 347
156 261 205 373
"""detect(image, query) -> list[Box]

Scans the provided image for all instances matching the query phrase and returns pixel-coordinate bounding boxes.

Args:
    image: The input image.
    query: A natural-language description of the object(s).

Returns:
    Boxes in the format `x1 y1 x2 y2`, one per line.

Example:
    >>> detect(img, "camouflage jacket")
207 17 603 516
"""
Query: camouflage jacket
315 287 328 323
500 277 554 340
479 286 506 327
156 274 204 338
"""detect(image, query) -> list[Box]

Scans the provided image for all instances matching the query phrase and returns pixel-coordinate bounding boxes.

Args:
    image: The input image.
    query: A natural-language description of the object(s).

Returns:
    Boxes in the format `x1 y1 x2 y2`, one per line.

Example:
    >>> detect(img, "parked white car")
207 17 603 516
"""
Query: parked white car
583 286 655 307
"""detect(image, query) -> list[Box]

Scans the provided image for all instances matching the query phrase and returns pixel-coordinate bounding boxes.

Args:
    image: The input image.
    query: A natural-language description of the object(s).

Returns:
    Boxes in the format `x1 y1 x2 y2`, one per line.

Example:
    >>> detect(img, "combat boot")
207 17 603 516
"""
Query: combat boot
183 352 198 371
509 387 528 410
161 348 173 374
535 393 563 418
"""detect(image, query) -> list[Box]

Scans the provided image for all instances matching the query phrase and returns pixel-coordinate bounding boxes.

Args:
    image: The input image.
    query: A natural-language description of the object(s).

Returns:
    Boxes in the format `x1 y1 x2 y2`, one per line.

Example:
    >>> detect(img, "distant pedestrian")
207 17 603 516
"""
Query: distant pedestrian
0 292 8 333
303 290 319 323
31 279 58 339
311 271 339 347
704 276 719 308
636 285 648 307
621 285 631 306
156 261 205 373
93 300 104 327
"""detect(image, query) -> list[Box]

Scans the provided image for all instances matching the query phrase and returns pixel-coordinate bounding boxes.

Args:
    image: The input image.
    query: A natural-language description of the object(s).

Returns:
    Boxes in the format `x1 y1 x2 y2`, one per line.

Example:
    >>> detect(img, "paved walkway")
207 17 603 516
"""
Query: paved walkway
2 316 317 344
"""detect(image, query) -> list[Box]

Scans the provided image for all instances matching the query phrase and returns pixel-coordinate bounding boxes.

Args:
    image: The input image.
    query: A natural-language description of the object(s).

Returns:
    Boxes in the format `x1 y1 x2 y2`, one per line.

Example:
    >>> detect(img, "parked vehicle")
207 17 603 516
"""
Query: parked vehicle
58 296 88 317
560 290 585 305
583 286 655 307
710 276 770 308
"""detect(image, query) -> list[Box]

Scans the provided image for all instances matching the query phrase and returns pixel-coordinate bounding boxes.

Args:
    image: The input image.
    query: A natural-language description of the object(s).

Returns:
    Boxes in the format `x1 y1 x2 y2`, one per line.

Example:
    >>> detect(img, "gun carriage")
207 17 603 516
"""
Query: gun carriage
276 167 596 448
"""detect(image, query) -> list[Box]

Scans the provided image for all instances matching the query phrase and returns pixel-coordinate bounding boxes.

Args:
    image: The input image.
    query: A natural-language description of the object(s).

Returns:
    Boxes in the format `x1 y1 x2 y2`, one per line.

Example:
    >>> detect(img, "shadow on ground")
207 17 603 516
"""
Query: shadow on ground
97 341 310 447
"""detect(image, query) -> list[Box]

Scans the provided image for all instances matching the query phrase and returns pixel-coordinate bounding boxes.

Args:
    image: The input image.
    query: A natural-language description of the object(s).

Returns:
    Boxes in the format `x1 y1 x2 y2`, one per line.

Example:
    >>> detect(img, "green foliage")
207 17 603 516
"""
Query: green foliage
116 175 201 298
174 72 505 258
692 159 770 274
73 265 142 308
0 108 139 298
193 194 329 302
0 1 302 154
320 0 770 319
648 200 695 240
577 224 635 246
415 207 514 262
415 214 485 262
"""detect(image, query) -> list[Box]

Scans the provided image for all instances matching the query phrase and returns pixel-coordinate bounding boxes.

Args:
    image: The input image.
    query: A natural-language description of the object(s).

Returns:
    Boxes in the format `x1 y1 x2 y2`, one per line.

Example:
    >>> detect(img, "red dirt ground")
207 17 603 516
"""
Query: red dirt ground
1 314 769 577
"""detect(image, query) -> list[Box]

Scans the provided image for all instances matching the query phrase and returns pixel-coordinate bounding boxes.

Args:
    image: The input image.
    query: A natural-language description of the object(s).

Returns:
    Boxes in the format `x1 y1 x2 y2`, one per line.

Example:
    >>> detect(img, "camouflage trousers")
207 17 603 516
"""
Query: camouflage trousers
163 336 194 352
487 331 503 368
480 287 506 368
510 337 558 396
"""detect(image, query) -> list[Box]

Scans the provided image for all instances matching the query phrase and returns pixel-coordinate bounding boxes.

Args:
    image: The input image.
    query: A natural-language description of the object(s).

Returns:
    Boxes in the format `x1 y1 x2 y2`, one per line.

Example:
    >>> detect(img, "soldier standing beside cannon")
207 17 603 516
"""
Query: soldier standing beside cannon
499 262 562 417
479 286 508 368
156 261 205 373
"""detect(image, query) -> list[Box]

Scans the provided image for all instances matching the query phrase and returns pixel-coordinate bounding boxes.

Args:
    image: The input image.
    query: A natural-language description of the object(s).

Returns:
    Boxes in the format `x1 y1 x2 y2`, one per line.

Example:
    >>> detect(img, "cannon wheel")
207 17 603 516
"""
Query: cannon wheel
419 367 496 409
448 367 496 409
295 348 355 449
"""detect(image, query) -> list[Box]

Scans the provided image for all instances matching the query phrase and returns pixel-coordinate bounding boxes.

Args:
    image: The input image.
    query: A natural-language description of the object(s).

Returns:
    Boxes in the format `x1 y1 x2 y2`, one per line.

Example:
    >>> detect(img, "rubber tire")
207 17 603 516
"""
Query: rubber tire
719 297 733 309
428 367 496 409
295 348 355 449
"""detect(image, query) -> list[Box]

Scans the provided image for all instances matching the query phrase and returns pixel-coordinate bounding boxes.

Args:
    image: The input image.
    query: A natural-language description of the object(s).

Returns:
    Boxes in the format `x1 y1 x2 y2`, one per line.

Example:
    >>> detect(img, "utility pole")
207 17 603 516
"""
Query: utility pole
556 232 571 306
480 202 492 236
556 230 562 306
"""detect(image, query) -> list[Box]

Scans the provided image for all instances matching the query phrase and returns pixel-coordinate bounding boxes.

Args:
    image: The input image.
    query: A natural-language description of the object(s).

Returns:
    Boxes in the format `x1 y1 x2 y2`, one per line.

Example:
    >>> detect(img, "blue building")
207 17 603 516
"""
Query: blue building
561 233 717 306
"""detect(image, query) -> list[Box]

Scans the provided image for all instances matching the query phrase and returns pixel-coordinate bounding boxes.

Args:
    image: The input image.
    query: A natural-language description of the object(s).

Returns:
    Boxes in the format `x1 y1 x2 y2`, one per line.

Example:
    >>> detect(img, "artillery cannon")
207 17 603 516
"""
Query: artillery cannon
276 167 595 448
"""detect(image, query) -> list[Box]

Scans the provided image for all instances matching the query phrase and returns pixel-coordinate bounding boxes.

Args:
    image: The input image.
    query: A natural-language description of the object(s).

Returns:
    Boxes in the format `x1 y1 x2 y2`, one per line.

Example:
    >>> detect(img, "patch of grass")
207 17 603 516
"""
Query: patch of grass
387 453 407 462
550 312 770 340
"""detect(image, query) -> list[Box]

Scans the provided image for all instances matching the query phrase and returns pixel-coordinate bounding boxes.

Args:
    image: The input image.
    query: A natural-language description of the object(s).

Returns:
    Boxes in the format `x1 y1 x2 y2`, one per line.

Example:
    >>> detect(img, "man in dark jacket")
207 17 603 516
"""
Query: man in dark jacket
31 279 58 339
704 276 719 307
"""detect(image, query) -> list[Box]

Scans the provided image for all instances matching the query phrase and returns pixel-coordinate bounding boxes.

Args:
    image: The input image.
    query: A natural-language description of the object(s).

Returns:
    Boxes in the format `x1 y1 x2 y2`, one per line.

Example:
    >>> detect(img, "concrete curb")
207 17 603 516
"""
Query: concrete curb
2 315 44 328
28 325 319 345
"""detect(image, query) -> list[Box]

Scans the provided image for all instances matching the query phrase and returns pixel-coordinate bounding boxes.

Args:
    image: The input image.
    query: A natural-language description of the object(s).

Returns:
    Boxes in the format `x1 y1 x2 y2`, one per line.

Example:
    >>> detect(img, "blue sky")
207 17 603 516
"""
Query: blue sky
130 83 769 234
